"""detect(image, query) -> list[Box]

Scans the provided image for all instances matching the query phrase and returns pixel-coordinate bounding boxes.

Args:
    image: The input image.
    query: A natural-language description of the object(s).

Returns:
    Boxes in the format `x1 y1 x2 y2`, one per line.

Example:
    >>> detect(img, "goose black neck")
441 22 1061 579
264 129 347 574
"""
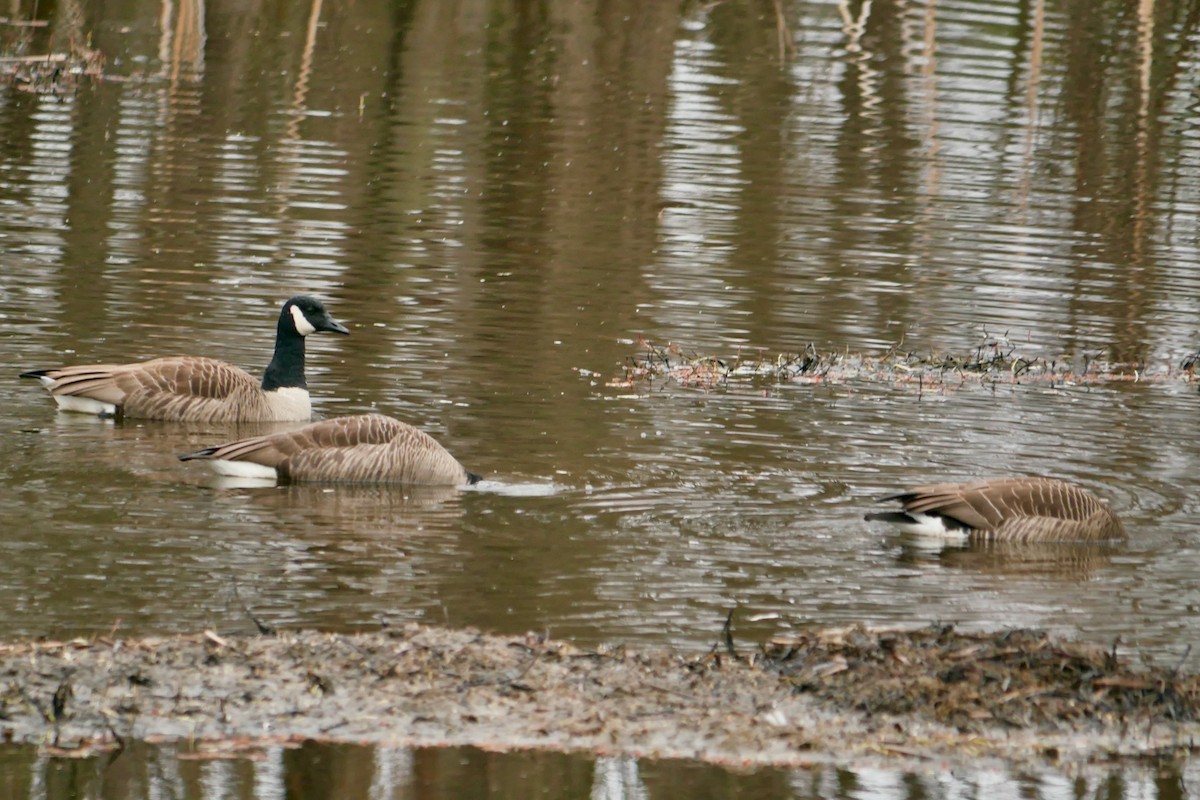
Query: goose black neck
261 313 307 391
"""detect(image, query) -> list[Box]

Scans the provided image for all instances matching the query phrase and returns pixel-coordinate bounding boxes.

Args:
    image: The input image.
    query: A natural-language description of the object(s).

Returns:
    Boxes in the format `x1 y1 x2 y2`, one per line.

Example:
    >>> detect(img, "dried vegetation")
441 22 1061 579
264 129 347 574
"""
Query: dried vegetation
763 624 1200 734
612 334 1200 393
0 16 103 94
2 622 1199 768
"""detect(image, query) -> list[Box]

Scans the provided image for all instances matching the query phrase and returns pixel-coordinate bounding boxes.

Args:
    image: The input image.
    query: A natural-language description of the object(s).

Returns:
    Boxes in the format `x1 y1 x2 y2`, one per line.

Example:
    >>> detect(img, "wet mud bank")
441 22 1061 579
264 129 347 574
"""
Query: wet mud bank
1 623 1198 769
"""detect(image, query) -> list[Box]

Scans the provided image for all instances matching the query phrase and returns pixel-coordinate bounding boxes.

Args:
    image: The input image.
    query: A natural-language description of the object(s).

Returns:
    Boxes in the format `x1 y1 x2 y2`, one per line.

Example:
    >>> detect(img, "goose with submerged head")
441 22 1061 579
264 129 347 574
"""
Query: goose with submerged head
179 413 481 486
865 476 1126 542
21 295 349 422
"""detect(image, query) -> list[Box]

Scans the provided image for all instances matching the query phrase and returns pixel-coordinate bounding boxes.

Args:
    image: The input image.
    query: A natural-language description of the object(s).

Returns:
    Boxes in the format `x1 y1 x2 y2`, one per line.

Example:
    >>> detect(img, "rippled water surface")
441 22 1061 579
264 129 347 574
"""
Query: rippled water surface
3 741 1200 800
4 0 1200 796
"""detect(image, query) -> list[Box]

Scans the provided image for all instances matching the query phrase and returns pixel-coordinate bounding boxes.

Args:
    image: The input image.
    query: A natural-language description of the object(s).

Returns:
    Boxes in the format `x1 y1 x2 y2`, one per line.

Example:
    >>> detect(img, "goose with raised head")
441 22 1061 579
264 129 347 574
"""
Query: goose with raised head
21 295 349 422
179 413 481 486
864 476 1125 542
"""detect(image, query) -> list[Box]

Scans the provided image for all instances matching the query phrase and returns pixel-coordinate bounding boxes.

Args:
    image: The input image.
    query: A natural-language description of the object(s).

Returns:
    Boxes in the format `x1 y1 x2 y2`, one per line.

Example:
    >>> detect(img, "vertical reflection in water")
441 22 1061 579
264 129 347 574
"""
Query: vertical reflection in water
106 90 155 268
1008 0 1045 219
263 0 350 290
591 756 647 800
654 16 746 344
274 137 351 283
149 745 182 799
29 750 46 799
369 747 414 800
842 765 906 800
210 133 269 275
255 746 287 800
1132 0 1155 252
2 739 1200 798
200 758 236 798
20 97 73 264
161 0 207 84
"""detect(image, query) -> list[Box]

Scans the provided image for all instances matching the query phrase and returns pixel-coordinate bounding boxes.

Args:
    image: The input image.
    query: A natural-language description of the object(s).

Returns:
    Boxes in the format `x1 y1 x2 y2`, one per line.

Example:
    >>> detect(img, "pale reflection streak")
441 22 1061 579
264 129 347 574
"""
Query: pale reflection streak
837 0 881 117
592 756 648 800
370 746 414 800
12 100 72 265
788 763 1172 800
255 746 287 800
10 742 1200 798
159 0 206 84
270 0 351 283
105 91 154 267
654 23 748 340
1132 0 1155 260
209 133 272 274
200 758 236 798
1014 0 1046 216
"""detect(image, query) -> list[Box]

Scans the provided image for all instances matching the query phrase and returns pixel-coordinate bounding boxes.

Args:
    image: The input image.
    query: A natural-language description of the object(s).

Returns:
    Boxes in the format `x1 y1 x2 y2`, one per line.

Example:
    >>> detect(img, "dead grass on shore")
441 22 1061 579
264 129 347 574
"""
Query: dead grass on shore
762 624 1200 736
3 622 1200 768
611 334 1200 393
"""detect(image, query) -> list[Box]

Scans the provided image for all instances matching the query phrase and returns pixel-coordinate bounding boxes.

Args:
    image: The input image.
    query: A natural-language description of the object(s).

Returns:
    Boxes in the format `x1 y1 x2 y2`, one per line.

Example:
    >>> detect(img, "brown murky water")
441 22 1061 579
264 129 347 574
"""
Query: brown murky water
4 0 1200 795
4 741 1192 800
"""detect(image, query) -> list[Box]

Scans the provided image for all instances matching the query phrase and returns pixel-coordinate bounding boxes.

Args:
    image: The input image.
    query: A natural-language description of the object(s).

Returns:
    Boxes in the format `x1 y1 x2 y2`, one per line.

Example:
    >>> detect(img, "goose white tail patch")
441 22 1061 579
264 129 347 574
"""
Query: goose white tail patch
889 513 969 542
209 460 280 480
53 395 118 416
290 304 316 336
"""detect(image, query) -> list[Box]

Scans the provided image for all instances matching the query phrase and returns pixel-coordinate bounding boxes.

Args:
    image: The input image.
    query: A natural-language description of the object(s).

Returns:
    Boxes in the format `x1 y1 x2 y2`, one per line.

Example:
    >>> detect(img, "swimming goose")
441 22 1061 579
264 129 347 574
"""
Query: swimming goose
21 295 349 422
864 476 1125 542
179 413 481 486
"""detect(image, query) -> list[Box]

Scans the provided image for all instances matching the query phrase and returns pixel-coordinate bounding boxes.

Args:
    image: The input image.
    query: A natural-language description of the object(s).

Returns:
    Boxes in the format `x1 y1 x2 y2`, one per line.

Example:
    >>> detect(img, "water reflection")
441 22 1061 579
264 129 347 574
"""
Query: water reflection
0 741 1195 799
899 538 1121 581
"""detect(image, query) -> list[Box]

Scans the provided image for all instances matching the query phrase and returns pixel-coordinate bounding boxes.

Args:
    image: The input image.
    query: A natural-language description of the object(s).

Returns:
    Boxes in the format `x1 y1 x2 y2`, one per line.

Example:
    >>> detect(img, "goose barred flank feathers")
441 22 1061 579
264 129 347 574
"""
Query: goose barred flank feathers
179 413 481 487
864 476 1126 542
20 295 348 422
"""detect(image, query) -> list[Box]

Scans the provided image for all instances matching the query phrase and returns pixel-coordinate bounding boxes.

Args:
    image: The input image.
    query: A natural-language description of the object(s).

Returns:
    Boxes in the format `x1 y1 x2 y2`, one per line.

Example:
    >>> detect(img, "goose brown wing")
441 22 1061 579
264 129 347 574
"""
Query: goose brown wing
119 357 263 420
884 480 999 531
32 356 262 420
279 415 470 484
182 415 474 485
31 364 131 406
888 477 1124 540
119 357 258 400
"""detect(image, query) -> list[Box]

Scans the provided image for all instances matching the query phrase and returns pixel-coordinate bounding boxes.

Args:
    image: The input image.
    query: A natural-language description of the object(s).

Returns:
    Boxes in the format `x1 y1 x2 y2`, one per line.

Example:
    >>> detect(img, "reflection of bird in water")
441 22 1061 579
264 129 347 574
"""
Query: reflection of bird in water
21 295 349 422
866 476 1125 543
219 482 470 536
896 538 1121 580
180 413 481 487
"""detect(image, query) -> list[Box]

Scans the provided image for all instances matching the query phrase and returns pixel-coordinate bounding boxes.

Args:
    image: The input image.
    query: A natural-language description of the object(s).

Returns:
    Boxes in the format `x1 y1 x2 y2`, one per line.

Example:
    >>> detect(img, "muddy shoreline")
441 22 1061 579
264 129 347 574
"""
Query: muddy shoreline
2 623 1198 770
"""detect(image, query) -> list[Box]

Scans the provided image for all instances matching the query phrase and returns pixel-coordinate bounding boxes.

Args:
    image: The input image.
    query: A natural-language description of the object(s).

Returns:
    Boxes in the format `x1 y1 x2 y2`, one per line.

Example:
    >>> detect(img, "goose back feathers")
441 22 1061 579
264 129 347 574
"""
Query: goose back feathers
21 295 348 422
865 476 1125 542
179 413 481 486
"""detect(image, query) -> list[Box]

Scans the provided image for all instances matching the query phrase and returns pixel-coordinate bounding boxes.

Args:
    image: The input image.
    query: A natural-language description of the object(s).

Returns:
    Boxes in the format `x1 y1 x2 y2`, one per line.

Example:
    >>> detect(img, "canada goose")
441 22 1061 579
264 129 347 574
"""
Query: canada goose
864 476 1126 542
179 413 481 486
21 295 349 422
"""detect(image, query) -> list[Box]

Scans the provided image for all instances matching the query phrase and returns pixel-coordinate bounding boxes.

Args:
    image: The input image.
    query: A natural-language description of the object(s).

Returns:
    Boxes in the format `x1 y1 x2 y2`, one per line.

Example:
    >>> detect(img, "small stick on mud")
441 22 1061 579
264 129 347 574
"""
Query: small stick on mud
51 677 72 746
231 578 275 635
1170 645 1193 681
722 608 739 660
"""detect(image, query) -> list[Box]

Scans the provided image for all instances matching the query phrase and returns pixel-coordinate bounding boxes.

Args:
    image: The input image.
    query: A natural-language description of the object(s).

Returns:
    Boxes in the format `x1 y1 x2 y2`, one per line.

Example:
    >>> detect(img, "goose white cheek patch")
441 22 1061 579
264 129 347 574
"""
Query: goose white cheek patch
290 304 316 336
